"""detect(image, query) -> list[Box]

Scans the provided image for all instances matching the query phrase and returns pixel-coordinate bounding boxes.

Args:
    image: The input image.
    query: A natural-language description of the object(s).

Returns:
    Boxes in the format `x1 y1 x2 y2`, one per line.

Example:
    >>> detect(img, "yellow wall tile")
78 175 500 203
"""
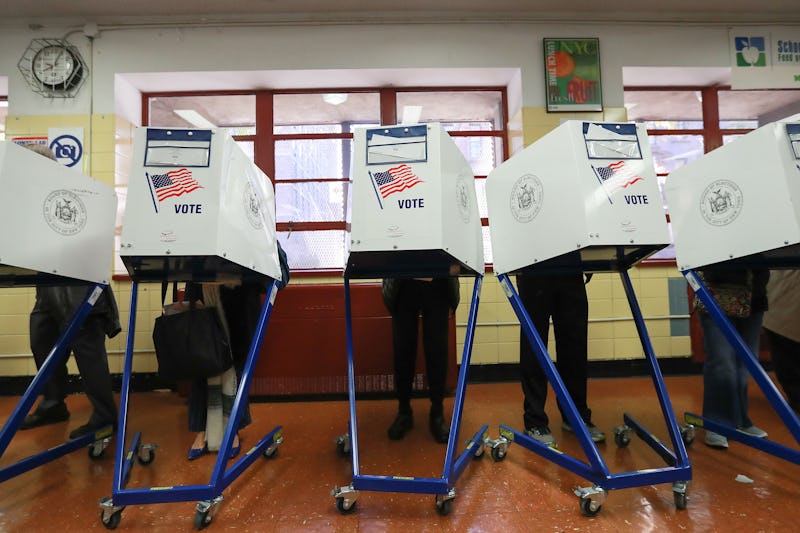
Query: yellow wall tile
614 337 645 359
588 339 615 360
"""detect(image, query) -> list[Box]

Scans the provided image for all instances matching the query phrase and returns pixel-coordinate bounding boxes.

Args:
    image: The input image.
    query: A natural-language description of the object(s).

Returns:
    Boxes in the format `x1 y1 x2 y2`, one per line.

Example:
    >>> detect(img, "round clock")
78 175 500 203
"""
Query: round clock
31 45 83 89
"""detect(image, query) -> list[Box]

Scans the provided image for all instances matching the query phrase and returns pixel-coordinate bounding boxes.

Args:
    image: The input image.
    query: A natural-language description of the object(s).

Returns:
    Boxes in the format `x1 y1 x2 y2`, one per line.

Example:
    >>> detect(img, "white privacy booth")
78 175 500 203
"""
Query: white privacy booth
102 128 284 530
332 123 486 516
485 120 691 516
0 140 118 483
665 120 800 465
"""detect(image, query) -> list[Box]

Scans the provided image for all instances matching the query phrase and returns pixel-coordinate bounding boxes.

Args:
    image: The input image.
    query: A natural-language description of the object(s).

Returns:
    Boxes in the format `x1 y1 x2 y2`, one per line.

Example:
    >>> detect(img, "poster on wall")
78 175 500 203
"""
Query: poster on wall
730 27 800 89
543 38 603 112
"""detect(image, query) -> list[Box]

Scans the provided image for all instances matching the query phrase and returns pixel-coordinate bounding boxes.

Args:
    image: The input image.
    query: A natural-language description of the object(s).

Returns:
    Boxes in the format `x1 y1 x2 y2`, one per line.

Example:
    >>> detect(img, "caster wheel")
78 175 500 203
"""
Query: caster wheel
472 445 485 460
674 490 688 510
137 449 155 465
263 446 279 459
435 498 453 516
491 446 506 462
100 509 121 530
335 496 357 514
194 509 212 530
614 432 630 448
579 497 602 517
336 440 348 457
681 426 695 447
88 443 105 459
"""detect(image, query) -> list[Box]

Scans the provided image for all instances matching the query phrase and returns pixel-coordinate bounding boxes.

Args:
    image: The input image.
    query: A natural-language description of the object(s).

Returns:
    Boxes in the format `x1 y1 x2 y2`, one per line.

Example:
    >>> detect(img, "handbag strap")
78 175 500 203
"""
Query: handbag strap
160 281 180 306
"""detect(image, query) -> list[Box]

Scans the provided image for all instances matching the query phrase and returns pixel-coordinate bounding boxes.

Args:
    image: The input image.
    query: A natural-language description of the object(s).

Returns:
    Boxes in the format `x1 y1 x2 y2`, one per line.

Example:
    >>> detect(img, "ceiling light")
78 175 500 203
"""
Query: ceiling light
0 101 8 108
322 93 348 106
174 109 216 128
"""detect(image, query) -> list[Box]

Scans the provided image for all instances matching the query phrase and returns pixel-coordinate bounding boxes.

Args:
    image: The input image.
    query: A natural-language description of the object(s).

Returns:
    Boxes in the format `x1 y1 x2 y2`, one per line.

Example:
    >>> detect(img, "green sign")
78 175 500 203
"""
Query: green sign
543 38 602 112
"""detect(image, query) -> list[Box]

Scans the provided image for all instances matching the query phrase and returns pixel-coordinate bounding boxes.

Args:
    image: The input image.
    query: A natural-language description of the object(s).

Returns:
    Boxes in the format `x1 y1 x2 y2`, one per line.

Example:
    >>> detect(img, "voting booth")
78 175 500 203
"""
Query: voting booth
332 123 487 516
666 120 800 466
484 121 691 516
487 121 669 275
0 141 116 285
0 140 117 484
102 128 284 530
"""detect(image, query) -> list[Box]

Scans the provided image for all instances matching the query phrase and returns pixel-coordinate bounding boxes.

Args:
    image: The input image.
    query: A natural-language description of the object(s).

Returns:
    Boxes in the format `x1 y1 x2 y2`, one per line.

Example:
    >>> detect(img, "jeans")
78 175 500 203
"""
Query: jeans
700 311 763 429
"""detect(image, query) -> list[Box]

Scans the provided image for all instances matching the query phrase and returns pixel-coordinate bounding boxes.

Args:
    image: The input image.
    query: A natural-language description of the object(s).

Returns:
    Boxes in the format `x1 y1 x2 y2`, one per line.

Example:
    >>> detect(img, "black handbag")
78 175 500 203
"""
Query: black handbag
152 283 233 381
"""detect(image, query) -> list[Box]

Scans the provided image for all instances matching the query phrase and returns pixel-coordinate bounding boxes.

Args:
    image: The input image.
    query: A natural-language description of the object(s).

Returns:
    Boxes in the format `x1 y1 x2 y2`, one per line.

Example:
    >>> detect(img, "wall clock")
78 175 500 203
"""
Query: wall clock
18 38 88 98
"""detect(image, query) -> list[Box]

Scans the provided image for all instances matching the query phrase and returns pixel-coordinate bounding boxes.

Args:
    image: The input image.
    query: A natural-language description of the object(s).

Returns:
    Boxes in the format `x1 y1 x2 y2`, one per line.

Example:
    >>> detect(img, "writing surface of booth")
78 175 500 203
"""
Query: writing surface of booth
0 141 116 285
120 127 282 283
484 120 691 515
0 140 117 485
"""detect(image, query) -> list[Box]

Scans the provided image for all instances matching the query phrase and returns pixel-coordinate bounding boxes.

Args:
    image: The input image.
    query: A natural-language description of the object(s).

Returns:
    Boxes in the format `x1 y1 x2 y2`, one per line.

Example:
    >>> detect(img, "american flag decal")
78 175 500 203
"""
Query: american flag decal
149 168 203 202
371 164 423 199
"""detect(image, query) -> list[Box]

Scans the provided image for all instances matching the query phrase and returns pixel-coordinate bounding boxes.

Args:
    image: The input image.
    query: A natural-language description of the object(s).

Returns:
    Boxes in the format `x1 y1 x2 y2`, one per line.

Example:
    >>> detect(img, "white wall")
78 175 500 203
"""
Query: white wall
1 21 735 118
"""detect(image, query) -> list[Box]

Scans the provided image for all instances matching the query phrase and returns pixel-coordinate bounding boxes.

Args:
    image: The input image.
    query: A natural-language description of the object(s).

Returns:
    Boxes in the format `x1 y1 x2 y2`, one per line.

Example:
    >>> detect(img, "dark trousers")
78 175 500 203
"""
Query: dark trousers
517 273 591 429
29 312 117 426
392 279 450 414
765 329 800 413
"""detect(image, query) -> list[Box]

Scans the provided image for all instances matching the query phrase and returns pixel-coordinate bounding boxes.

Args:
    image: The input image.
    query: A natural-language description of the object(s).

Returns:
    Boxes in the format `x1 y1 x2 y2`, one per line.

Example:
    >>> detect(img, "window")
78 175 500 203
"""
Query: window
0 97 6 141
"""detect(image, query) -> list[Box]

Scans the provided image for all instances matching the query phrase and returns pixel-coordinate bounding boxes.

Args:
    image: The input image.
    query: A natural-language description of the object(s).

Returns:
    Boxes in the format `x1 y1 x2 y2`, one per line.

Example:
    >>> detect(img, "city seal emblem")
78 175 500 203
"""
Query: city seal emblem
510 174 543 223
43 190 87 236
455 176 472 223
699 179 743 226
243 182 264 230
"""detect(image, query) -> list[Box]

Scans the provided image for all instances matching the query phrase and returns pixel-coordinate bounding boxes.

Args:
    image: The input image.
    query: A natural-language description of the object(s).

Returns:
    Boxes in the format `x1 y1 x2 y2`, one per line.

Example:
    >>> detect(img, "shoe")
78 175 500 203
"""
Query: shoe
69 421 114 440
429 414 449 444
704 430 729 449
229 435 241 459
562 421 606 443
187 443 209 460
738 425 768 438
387 412 414 440
525 426 557 448
20 403 70 430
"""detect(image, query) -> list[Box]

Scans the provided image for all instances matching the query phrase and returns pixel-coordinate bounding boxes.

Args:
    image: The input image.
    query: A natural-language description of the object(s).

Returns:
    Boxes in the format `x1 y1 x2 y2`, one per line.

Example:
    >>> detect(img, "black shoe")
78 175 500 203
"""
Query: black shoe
69 421 114 440
429 414 449 444
20 403 70 430
387 412 414 440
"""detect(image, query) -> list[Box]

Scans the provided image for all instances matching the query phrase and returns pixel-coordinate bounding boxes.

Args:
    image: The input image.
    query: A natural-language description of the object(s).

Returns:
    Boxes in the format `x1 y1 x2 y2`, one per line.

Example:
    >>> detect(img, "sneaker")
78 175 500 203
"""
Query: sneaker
738 425 768 438
20 403 70 430
704 430 729 449
69 421 114 440
525 426 557 448
562 421 606 443
387 412 413 440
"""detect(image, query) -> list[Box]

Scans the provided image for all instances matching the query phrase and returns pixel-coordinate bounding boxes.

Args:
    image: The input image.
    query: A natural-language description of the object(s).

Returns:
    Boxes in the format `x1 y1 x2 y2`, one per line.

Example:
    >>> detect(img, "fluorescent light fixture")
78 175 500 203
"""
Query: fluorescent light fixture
174 109 216 128
0 100 8 107
322 93 348 105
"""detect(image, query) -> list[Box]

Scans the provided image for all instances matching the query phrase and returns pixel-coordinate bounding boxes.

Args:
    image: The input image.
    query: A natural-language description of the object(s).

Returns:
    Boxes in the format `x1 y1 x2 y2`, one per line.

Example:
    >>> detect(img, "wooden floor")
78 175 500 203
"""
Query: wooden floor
0 374 798 532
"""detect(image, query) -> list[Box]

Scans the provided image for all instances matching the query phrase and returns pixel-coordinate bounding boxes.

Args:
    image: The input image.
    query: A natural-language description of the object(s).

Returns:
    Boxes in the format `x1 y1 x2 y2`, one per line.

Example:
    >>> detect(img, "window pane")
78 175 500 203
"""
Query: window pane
649 134 704 174
275 181 345 223
719 89 800 125
148 95 256 130
273 93 380 131
236 140 254 161
723 134 745 145
625 90 703 126
450 136 503 176
275 139 353 180
397 91 504 129
474 178 488 219
277 230 346 270
482 225 493 265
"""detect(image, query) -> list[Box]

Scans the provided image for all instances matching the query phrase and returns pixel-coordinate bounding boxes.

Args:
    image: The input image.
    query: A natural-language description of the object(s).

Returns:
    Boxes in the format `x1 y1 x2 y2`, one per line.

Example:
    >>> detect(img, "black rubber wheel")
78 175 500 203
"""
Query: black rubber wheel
137 449 155 465
194 509 212 530
681 427 695 447
490 446 506 462
335 497 356 515
614 432 630 448
100 509 121 530
435 498 453 516
88 443 105 459
263 446 279 459
674 490 688 510
580 497 602 517
472 446 485 460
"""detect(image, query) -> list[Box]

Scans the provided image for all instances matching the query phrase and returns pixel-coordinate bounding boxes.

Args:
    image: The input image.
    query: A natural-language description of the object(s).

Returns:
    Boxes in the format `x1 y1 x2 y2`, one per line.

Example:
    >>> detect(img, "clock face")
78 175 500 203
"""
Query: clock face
32 45 80 88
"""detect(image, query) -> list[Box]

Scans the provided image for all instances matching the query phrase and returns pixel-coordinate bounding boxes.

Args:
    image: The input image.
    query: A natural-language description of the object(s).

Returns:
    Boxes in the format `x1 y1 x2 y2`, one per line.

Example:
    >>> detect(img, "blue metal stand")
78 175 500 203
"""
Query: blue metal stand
682 269 800 464
99 280 284 530
331 275 487 516
0 284 113 484
490 272 691 516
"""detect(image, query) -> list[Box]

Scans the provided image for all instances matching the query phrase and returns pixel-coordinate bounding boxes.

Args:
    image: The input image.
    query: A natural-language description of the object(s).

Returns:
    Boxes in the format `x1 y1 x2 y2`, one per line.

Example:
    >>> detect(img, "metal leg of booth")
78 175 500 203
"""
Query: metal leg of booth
332 276 487 516
99 280 284 531
488 273 692 516
0 284 113 484
682 269 800 464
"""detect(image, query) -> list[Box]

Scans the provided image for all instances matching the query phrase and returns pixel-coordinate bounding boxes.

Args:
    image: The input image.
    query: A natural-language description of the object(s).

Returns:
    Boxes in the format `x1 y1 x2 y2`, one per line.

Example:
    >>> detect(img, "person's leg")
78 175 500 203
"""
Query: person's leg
388 280 419 439
767 329 800 413
700 312 740 447
22 311 70 428
187 378 209 458
68 315 117 437
420 279 451 442
734 312 764 431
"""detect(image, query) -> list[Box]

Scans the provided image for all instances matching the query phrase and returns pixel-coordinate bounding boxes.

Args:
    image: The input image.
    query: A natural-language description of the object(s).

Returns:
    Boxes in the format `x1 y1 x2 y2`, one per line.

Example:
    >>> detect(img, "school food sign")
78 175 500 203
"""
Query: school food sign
544 38 602 112
730 27 800 89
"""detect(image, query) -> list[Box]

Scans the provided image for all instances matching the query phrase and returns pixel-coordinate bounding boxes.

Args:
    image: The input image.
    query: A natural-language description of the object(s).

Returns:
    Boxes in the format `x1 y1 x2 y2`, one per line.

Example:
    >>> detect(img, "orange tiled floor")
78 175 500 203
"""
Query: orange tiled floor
0 375 798 532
